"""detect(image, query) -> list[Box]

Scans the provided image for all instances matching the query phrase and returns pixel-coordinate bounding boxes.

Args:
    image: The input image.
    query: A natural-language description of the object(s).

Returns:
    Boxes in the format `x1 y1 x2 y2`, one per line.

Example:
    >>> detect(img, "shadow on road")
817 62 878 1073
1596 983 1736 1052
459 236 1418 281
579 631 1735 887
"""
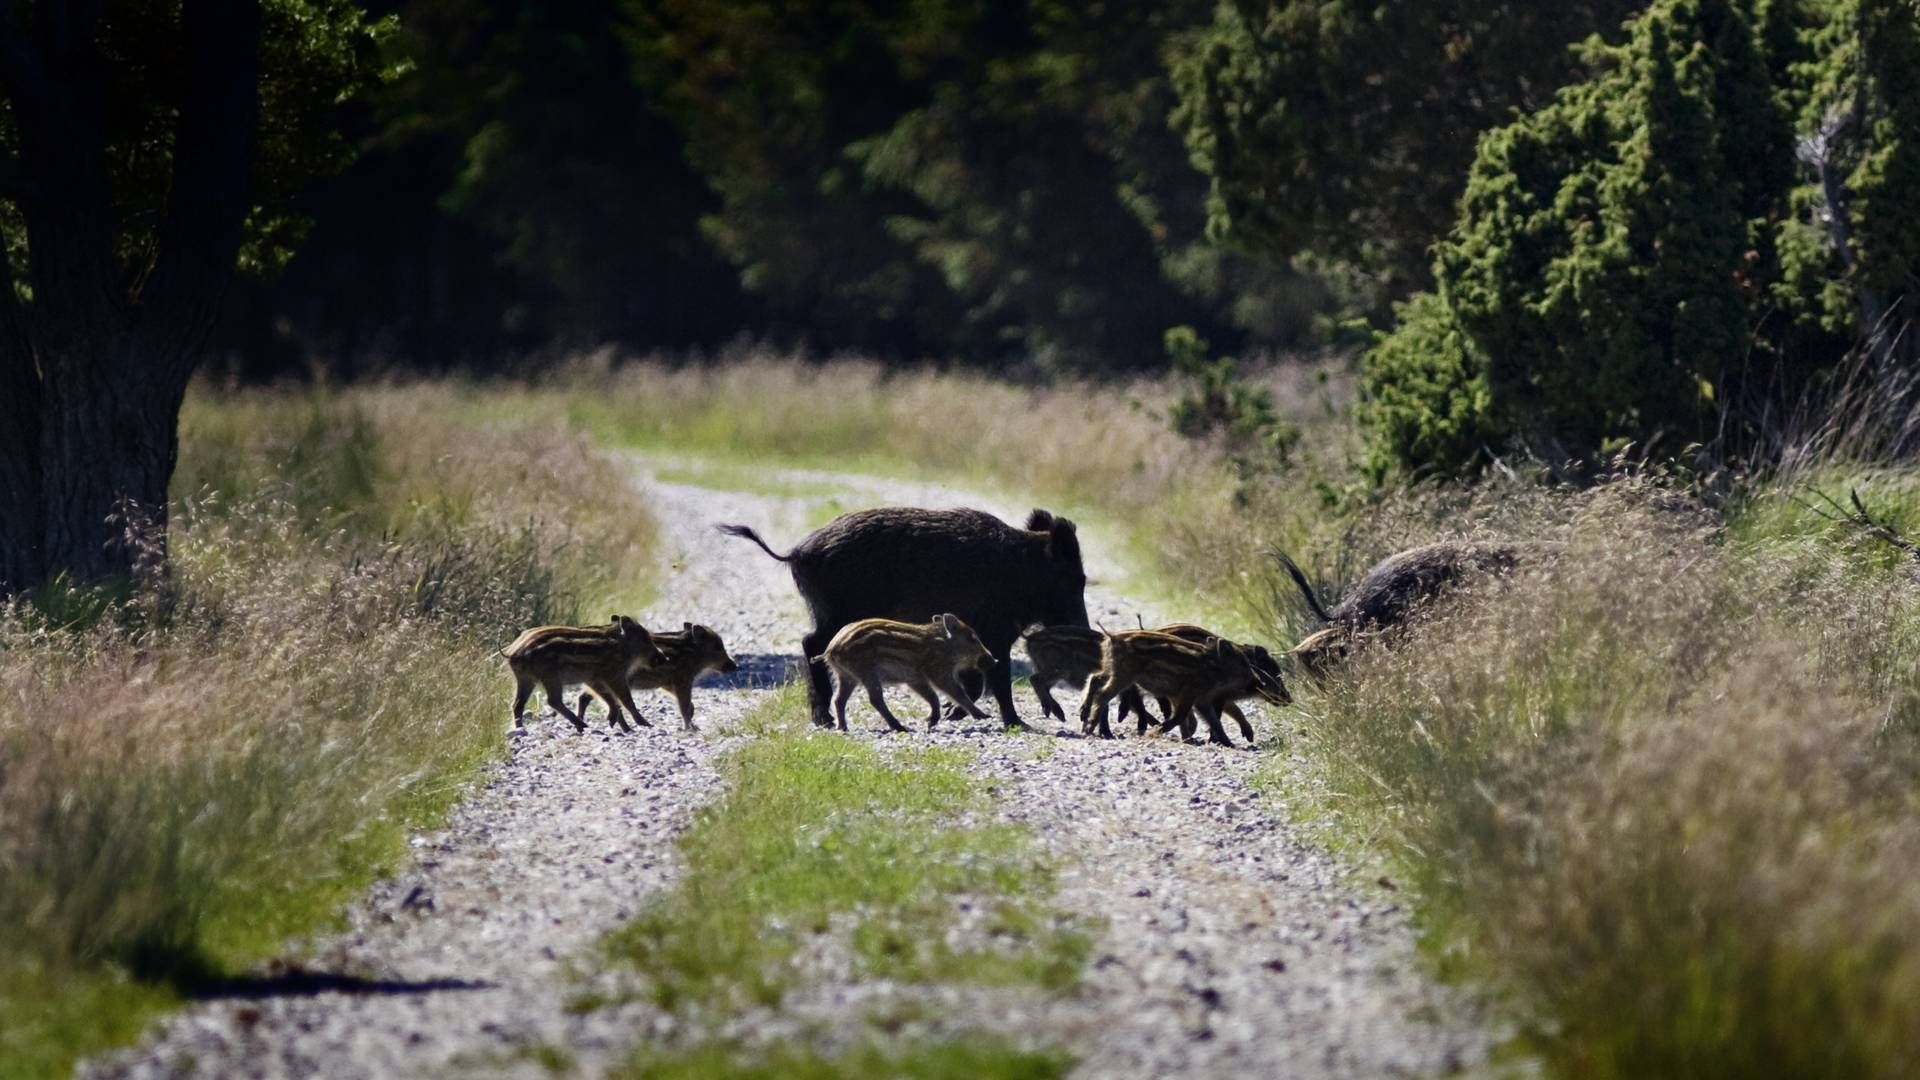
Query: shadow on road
192 967 494 1001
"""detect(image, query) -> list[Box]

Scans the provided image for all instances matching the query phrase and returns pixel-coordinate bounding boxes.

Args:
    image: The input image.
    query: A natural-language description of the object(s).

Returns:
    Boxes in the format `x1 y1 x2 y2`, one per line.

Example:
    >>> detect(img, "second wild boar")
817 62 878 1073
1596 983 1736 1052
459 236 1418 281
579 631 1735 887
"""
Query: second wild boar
720 507 1089 730
575 621 740 733
1278 541 1545 679
818 614 996 732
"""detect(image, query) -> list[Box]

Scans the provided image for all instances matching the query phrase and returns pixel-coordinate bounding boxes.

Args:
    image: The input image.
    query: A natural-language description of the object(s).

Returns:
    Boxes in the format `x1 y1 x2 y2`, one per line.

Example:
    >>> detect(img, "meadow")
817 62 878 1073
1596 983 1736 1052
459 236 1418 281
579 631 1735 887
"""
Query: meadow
0 386 659 1077
7 355 1919 1078
511 351 1920 1078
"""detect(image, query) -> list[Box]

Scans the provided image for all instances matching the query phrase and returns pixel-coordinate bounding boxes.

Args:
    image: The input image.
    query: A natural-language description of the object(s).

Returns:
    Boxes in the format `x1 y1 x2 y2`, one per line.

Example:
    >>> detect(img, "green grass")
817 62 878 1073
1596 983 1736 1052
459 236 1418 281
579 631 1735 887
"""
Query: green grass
600 685 1089 1015
0 384 661 1078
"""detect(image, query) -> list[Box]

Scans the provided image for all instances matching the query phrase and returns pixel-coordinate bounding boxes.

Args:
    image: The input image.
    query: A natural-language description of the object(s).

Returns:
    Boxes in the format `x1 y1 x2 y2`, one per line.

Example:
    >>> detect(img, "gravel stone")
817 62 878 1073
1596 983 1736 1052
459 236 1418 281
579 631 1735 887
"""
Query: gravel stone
82 456 1491 1079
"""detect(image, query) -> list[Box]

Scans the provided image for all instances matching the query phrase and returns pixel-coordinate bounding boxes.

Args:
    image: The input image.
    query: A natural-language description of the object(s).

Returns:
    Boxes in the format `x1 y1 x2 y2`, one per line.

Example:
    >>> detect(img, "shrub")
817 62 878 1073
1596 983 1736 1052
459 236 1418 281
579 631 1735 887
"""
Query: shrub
1361 0 1920 476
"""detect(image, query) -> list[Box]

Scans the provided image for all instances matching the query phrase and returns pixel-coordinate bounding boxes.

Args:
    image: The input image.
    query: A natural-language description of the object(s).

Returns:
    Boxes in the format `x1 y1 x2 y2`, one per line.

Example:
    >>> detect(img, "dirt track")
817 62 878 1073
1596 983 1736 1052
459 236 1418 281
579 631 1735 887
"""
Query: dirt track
83 457 1488 1078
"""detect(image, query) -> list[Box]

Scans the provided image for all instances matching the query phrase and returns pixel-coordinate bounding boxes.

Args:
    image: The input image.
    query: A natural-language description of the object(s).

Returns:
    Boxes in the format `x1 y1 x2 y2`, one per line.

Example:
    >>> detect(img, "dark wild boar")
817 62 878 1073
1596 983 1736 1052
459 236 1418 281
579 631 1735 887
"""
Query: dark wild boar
818 614 995 733
1278 541 1544 679
504 615 667 733
576 622 740 733
720 507 1089 730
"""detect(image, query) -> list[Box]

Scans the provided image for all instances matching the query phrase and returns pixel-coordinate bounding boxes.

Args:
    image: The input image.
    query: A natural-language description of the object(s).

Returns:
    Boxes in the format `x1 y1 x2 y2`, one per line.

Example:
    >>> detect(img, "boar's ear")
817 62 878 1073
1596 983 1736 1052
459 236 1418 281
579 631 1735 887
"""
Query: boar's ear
1024 508 1055 532
683 621 693 632
1047 518 1081 564
1212 636 1228 656
939 613 959 637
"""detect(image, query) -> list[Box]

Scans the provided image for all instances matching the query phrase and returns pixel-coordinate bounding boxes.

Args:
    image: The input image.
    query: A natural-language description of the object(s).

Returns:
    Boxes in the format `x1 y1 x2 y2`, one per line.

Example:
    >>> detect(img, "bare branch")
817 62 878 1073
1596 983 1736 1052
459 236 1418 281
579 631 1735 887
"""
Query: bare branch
1788 485 1920 564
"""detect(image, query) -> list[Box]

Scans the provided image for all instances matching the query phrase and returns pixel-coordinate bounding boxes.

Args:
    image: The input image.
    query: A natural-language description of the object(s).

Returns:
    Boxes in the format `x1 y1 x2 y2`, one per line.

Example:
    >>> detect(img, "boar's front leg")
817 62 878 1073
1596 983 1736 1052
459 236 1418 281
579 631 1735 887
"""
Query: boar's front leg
983 657 1032 732
802 627 837 728
1225 701 1254 744
606 679 651 731
671 678 700 733
934 674 992 725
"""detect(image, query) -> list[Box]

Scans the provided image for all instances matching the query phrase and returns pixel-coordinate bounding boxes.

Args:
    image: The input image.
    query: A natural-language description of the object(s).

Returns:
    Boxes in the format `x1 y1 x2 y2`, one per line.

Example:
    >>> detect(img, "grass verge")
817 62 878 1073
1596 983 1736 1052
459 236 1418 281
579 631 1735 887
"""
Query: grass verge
594 684 1088 1068
0 384 660 1078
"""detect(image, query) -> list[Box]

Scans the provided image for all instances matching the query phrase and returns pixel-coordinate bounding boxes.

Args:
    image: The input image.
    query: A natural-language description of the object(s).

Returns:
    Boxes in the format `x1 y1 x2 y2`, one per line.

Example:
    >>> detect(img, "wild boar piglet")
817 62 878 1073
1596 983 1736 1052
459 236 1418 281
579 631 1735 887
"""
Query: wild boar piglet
819 614 995 733
1080 629 1287 747
1152 635 1290 744
1133 623 1289 742
504 615 666 734
576 621 740 733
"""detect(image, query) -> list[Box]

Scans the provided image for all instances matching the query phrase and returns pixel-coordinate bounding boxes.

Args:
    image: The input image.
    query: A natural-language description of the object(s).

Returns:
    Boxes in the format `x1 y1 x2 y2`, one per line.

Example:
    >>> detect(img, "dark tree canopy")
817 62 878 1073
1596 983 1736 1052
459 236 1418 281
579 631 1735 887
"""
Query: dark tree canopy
0 0 390 593
1358 0 1920 478
1170 0 1648 300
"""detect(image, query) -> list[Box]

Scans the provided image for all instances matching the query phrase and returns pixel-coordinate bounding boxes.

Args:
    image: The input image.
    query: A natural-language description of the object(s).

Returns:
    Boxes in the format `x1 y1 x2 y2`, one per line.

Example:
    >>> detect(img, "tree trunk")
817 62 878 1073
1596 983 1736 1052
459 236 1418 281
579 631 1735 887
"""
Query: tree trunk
0 0 259 598
0 309 42 593
37 334 190 586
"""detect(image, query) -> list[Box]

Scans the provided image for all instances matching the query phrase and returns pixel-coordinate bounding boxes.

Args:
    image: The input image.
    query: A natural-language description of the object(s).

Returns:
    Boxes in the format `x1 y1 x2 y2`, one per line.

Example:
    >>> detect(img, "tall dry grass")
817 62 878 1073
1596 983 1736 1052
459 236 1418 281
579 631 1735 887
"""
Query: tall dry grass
1287 478 1920 1077
0 384 658 1077
516 352 1920 1076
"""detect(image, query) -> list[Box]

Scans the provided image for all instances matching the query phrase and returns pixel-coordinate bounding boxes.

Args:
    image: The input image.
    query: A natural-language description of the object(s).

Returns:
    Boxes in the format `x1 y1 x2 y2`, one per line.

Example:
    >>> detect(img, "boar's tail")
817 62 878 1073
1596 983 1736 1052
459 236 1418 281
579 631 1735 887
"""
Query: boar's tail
717 523 792 561
1272 550 1335 624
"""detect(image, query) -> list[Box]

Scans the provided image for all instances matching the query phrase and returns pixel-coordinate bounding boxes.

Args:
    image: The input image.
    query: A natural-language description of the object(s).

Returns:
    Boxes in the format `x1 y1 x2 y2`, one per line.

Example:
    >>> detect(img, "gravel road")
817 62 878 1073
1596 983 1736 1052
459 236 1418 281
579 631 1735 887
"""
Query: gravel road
83 456 1490 1079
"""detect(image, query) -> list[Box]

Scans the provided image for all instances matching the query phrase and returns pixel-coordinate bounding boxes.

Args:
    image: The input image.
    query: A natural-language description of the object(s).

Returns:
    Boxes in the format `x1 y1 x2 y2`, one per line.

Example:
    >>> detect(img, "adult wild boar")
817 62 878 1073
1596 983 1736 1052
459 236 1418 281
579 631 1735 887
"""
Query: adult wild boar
1278 541 1549 679
720 507 1090 729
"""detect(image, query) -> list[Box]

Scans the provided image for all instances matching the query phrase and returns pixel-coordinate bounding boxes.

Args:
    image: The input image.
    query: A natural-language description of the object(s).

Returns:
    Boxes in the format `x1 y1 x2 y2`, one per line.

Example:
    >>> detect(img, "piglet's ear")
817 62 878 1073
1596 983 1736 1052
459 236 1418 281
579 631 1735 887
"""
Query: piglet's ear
684 621 693 632
939 613 958 638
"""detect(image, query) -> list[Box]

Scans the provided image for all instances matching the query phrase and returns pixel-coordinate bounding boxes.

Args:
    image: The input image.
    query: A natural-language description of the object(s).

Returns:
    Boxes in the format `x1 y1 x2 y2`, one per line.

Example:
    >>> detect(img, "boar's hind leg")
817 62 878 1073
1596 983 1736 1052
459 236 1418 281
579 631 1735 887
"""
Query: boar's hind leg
512 677 535 726
544 678 588 732
910 681 945 729
862 676 911 733
1031 676 1067 724
831 671 857 732
1078 675 1118 740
